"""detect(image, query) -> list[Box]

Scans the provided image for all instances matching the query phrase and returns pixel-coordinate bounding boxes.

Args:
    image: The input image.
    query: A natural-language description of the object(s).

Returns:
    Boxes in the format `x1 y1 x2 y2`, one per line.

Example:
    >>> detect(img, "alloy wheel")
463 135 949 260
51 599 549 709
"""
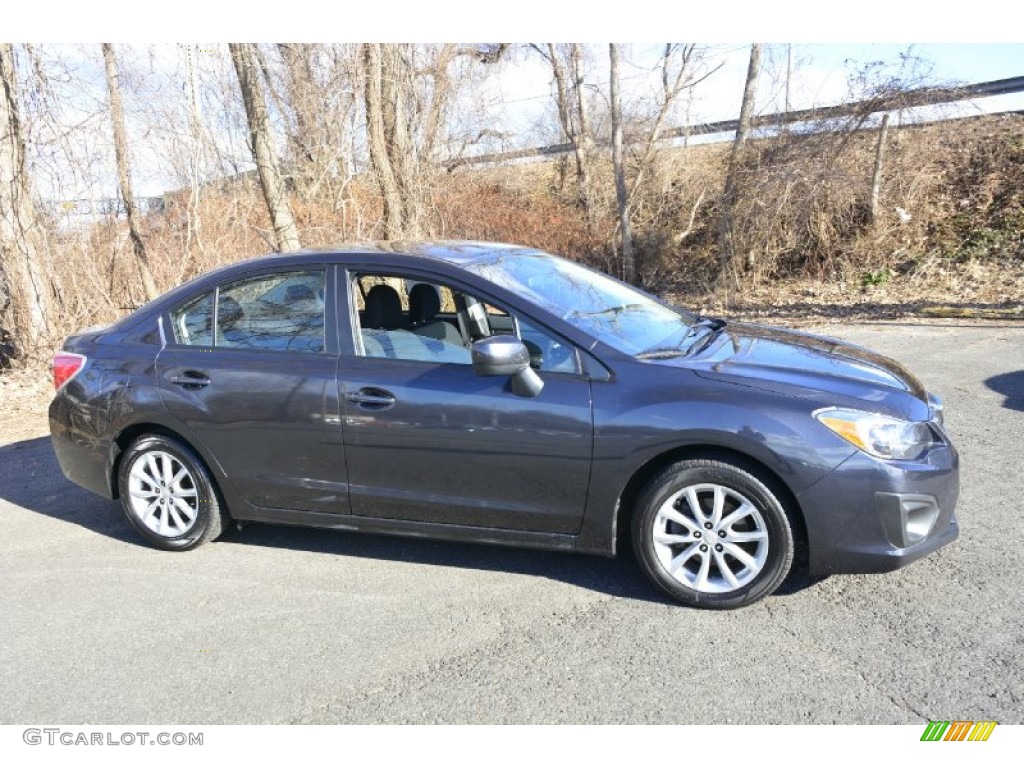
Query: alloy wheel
651 483 770 593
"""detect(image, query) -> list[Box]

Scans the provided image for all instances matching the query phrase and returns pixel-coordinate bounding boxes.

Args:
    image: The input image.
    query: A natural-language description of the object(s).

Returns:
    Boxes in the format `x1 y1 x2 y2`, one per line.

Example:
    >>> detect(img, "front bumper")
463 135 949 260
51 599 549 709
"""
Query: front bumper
797 442 960 575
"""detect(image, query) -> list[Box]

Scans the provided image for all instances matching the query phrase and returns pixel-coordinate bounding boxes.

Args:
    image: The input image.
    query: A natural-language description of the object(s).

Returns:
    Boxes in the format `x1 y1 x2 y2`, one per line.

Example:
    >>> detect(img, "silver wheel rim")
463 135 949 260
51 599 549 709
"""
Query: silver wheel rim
652 483 770 593
127 450 200 538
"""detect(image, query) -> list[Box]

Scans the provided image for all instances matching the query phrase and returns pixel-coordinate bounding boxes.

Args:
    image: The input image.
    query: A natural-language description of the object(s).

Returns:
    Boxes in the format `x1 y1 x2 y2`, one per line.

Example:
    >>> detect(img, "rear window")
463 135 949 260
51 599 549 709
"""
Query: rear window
169 271 326 354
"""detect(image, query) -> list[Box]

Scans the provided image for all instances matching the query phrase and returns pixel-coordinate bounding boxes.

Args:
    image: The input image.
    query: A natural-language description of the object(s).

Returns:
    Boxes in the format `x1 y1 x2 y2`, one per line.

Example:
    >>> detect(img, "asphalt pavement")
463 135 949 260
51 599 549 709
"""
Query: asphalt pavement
1 320 1021 724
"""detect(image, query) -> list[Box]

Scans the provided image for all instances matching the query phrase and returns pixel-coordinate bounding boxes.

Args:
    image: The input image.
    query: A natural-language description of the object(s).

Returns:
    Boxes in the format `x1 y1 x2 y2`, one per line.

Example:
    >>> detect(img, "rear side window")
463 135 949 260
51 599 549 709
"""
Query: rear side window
218 271 325 353
172 292 214 346
170 270 326 353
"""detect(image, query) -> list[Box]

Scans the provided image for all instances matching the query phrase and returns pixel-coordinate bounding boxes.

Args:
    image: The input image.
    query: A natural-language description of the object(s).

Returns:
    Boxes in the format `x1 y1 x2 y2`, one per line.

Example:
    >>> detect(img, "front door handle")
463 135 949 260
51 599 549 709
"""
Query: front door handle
346 388 396 409
170 371 211 389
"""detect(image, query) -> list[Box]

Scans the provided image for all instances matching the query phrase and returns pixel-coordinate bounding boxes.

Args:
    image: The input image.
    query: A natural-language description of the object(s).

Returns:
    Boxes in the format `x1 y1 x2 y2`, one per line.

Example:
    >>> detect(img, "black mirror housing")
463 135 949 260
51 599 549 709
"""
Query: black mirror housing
471 336 544 397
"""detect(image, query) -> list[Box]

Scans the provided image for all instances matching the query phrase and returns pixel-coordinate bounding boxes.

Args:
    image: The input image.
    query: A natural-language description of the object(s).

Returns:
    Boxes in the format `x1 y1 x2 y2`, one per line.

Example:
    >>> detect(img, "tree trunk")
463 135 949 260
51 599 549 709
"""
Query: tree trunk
380 46 419 238
869 113 890 223
229 43 301 252
546 44 572 195
0 43 52 350
569 44 594 223
421 44 455 165
362 43 405 239
609 44 634 283
101 43 159 301
183 43 206 263
543 44 592 221
719 43 762 285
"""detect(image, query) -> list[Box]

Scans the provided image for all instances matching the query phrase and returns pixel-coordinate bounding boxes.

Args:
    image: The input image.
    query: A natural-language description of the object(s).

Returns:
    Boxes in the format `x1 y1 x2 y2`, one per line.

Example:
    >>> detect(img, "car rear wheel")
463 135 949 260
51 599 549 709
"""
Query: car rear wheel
632 457 794 609
118 434 228 550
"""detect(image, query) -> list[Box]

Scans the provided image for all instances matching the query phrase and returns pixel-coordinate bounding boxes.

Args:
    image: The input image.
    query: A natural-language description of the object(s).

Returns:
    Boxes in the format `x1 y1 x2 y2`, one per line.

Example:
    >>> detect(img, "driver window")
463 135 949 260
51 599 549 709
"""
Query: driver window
354 274 472 364
352 273 580 374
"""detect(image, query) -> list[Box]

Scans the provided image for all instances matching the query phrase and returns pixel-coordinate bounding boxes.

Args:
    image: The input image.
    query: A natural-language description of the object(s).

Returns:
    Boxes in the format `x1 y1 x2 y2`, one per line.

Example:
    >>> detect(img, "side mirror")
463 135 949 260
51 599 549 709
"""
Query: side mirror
522 339 544 370
471 335 544 397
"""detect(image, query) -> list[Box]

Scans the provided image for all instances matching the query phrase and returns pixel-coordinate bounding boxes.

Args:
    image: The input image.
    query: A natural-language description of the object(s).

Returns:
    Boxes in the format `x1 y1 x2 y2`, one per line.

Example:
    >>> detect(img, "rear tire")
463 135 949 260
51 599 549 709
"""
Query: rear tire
118 434 228 550
632 457 794 609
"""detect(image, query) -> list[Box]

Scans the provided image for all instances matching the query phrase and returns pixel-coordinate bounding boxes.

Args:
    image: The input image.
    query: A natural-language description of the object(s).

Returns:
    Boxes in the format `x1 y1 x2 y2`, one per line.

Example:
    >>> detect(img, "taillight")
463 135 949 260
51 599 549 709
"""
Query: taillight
53 352 87 391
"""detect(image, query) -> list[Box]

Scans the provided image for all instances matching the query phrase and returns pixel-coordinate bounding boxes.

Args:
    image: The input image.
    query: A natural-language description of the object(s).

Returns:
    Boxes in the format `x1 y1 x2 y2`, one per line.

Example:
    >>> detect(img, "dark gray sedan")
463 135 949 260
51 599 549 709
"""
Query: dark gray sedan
48 242 959 608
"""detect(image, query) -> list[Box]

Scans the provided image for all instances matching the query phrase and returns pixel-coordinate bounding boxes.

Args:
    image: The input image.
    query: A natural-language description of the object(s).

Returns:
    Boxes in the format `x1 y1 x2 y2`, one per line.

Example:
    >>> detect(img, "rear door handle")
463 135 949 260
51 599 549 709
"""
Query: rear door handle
346 388 396 409
170 371 211 389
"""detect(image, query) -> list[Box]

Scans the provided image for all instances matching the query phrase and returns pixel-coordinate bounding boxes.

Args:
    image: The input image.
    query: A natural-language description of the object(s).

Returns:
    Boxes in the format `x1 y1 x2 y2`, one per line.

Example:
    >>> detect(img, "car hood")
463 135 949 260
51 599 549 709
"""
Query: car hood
683 321 928 403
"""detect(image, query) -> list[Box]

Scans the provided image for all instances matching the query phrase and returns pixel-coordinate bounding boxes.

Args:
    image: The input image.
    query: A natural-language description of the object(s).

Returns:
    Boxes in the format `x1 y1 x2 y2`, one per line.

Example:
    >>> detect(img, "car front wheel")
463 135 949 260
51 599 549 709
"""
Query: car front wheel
632 457 795 609
118 434 228 550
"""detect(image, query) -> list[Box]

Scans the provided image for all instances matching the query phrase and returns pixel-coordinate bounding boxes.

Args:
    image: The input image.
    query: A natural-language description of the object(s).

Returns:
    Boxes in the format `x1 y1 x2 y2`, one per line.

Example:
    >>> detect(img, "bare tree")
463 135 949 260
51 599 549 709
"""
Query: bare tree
276 43 359 203
229 42 301 252
605 44 720 280
362 43 510 239
380 46 419 237
719 43 763 284
101 43 159 301
609 44 634 282
569 44 594 223
534 44 594 222
362 43 443 239
631 45 718 202
0 43 52 350
362 43 407 239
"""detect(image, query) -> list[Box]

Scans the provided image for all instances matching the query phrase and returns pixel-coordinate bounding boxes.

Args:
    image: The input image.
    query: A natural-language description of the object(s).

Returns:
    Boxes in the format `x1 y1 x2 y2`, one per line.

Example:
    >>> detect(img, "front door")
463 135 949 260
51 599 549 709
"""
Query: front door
338 272 593 534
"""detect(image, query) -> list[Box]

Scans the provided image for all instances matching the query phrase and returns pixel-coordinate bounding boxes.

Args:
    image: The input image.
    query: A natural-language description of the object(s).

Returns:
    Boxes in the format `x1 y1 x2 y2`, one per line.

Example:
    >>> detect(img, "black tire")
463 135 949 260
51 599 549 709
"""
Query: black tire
631 457 794 609
117 434 228 551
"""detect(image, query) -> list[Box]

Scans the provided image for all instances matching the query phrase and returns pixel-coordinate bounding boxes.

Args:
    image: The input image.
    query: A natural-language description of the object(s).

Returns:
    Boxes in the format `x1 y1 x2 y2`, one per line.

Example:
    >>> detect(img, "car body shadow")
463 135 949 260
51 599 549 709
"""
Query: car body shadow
224 522 674 603
985 371 1024 411
0 436 138 544
1 435 820 606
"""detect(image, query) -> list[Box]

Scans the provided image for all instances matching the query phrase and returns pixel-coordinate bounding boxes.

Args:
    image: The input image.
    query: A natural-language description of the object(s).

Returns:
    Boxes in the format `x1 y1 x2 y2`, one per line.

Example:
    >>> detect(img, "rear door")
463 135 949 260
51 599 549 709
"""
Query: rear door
157 266 347 514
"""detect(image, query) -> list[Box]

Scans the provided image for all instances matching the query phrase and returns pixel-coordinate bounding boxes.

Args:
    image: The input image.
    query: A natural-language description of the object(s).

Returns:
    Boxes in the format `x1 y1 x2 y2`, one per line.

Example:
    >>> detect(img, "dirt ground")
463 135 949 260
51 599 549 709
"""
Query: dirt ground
0 368 52 443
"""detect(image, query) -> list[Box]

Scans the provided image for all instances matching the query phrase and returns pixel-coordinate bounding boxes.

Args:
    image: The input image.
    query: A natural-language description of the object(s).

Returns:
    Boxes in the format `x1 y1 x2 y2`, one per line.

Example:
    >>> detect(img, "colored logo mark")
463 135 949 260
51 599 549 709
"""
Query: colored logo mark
921 721 997 742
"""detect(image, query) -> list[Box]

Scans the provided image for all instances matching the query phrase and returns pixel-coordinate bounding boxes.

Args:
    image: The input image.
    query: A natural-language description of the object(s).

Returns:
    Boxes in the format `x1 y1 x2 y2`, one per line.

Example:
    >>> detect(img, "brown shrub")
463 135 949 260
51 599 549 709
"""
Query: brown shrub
32 113 1024 351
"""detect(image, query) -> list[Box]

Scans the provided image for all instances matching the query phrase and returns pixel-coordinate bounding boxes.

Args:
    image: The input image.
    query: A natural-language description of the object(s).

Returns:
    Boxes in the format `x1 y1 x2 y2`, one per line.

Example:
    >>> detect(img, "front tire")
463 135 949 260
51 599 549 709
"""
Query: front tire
118 434 228 550
632 458 794 609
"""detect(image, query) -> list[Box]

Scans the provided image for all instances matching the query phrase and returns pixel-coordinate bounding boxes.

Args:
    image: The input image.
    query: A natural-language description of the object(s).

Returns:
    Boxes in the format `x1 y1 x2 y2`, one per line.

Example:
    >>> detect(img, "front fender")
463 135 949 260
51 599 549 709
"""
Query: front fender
574 368 855 555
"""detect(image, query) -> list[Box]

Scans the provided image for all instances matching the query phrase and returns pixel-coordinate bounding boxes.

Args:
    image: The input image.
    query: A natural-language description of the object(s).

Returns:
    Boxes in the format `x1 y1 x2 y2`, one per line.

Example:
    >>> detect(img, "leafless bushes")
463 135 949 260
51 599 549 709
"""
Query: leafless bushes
27 110 1024 356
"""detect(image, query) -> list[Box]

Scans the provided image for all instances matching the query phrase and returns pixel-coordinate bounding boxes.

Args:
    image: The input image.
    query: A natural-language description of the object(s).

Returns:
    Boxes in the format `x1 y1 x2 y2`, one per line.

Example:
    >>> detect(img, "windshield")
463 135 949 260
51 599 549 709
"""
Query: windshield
465 250 699 356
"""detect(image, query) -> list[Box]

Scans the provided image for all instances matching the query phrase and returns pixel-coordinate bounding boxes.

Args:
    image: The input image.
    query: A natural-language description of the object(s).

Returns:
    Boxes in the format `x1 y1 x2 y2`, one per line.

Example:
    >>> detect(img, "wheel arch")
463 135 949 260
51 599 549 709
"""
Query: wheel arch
613 444 808 556
109 421 228 507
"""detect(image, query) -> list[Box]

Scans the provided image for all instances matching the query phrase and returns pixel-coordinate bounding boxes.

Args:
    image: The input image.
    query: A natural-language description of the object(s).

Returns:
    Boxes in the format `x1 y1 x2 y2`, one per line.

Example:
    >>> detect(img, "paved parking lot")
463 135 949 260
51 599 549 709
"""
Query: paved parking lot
1 321 1022 724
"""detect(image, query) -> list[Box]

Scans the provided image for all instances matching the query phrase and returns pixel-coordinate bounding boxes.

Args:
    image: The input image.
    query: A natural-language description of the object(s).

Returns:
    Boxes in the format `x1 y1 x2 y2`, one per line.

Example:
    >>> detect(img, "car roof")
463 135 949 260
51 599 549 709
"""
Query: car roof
239 240 546 270
113 241 550 329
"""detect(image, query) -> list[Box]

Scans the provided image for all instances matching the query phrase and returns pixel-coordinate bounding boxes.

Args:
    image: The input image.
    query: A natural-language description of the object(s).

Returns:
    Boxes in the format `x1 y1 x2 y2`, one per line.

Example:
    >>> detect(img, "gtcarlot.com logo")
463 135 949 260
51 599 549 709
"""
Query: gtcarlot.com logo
920 721 997 742
23 729 203 746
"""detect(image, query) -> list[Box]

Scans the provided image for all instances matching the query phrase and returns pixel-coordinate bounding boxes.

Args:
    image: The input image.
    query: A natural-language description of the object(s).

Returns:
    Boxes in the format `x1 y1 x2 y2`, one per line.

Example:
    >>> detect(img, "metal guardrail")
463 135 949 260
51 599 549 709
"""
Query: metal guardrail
446 75 1024 171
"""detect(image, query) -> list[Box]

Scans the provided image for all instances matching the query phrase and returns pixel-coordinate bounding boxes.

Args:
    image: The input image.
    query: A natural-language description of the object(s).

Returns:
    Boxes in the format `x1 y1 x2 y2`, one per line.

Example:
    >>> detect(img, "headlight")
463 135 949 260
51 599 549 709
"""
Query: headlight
814 408 935 461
